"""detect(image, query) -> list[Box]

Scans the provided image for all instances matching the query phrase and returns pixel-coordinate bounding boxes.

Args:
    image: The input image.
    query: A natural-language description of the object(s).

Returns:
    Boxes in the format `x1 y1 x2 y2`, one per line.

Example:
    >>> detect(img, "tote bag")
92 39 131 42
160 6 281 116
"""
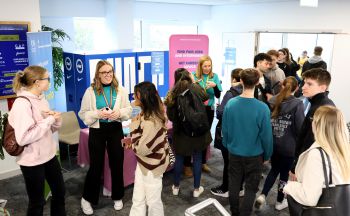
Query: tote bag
287 148 350 216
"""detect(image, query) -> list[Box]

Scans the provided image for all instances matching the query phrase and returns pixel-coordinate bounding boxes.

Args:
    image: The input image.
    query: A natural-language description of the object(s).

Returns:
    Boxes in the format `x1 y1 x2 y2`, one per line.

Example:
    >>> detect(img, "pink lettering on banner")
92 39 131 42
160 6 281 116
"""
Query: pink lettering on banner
169 35 209 88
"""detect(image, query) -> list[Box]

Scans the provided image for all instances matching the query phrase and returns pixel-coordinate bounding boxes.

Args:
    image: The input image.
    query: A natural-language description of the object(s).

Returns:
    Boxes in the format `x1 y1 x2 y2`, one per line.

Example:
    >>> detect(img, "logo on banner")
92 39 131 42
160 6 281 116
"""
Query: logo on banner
76 59 83 74
66 75 72 79
65 57 72 71
77 77 83 82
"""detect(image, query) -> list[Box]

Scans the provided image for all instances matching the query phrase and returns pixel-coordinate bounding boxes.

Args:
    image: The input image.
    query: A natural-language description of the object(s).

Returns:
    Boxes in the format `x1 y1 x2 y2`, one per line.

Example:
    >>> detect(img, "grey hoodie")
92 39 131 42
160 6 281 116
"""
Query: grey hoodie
269 96 305 157
302 55 327 73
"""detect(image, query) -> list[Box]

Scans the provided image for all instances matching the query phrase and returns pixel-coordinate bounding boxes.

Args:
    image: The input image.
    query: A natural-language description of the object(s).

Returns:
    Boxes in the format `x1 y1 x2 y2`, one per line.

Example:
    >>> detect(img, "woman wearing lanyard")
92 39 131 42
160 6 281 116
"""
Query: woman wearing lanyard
78 60 132 215
185 55 222 173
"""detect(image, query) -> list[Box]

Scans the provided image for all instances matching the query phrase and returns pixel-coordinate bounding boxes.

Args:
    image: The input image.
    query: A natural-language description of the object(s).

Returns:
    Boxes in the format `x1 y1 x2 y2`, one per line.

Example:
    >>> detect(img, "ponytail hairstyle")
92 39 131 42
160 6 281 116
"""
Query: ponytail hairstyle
313 106 350 181
134 81 166 125
13 65 47 93
271 76 298 118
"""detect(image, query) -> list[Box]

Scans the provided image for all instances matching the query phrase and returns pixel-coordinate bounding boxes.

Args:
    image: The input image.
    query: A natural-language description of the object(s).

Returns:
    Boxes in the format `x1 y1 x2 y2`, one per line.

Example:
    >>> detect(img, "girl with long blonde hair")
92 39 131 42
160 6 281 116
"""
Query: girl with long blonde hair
284 106 350 207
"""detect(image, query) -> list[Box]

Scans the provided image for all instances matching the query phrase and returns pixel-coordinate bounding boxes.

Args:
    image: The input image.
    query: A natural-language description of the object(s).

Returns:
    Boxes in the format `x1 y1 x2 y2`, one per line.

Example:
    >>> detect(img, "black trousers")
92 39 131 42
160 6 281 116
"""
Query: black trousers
20 156 66 216
83 122 124 205
229 154 263 216
184 106 214 166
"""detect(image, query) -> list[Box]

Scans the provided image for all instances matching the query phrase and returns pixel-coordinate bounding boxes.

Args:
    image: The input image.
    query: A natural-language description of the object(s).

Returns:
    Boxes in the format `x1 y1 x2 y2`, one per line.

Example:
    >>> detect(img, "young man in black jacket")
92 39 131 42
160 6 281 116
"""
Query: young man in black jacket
290 68 335 177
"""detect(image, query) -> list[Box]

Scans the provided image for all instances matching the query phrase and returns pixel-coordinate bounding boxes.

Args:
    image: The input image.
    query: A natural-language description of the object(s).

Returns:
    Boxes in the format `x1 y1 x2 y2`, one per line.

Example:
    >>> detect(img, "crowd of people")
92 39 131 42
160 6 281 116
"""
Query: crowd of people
7 45 350 216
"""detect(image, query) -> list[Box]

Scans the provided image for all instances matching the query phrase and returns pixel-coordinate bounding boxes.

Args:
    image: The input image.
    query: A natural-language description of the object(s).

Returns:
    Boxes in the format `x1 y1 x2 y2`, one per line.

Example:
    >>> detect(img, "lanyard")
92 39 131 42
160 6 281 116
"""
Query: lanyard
101 87 113 108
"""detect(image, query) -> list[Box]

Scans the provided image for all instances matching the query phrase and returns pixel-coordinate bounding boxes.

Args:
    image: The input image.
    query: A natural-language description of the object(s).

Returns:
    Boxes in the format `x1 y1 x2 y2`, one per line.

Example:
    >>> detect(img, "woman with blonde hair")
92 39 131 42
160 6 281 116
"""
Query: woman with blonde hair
184 55 222 173
9 65 65 215
255 77 304 210
79 60 132 215
284 106 350 207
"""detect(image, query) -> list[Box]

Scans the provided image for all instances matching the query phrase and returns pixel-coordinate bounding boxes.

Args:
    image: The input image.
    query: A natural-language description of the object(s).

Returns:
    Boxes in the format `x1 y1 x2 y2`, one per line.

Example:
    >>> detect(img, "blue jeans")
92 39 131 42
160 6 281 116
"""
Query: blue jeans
173 151 202 188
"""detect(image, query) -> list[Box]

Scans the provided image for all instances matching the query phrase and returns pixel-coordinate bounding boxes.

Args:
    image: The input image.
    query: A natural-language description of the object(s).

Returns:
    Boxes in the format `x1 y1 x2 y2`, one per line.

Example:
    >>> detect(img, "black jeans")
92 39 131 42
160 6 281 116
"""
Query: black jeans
261 153 294 202
83 122 124 205
228 154 263 216
20 156 66 216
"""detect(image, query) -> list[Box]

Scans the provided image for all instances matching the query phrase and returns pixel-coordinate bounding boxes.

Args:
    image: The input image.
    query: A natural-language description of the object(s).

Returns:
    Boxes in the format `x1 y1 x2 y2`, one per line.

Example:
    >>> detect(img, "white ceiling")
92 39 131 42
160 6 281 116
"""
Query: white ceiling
136 0 298 6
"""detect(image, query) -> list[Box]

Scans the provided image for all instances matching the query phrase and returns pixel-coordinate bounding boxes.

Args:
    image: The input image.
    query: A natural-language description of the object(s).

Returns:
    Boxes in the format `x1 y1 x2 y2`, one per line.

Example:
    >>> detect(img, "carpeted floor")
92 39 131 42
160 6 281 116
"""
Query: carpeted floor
0 145 290 216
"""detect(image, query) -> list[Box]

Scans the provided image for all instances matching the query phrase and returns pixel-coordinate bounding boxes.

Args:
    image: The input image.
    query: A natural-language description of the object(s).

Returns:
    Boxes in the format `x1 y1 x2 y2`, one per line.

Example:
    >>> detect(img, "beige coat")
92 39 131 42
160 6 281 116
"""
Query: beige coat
284 142 349 206
78 86 132 128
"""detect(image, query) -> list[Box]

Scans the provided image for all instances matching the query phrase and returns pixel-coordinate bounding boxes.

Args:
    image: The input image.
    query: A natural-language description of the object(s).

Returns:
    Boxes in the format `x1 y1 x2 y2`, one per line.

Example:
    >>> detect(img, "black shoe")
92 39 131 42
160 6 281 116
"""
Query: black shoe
210 186 229 198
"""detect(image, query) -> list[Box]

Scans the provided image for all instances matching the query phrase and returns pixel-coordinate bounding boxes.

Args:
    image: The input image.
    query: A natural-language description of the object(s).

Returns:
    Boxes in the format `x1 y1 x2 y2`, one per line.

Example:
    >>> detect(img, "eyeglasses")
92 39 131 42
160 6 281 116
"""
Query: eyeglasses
99 70 113 76
35 77 50 83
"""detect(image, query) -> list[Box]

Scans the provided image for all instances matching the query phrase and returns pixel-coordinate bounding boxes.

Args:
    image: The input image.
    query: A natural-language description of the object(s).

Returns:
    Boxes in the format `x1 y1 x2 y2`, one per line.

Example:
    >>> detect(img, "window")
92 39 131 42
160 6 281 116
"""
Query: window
74 18 108 52
134 20 198 50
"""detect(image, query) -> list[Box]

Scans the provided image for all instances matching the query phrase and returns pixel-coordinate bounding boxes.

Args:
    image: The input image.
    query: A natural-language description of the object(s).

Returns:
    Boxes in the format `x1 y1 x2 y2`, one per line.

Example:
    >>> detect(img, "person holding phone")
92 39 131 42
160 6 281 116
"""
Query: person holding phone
78 60 132 215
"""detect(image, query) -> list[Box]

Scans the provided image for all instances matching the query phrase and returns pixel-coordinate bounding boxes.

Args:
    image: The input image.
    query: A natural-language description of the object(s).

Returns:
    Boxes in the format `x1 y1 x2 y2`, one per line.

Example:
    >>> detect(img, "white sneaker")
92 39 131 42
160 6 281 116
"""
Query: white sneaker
255 194 266 209
239 190 245 197
275 199 288 211
193 186 204 197
114 200 123 210
172 185 179 196
81 198 93 215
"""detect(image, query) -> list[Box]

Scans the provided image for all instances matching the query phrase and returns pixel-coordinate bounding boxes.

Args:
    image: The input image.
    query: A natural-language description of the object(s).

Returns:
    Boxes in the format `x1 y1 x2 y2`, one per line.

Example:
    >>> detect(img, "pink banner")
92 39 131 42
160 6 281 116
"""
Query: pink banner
169 34 209 87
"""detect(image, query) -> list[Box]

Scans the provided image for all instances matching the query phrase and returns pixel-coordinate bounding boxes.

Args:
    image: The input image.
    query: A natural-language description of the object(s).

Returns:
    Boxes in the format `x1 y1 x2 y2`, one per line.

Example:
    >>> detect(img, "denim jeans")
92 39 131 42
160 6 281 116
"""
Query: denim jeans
173 151 202 188
261 153 294 202
228 153 263 216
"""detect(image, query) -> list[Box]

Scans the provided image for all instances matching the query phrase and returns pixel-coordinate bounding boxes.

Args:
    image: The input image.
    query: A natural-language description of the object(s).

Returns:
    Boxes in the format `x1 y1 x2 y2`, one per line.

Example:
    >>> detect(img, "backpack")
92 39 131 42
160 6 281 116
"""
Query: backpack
1 96 32 156
176 88 209 137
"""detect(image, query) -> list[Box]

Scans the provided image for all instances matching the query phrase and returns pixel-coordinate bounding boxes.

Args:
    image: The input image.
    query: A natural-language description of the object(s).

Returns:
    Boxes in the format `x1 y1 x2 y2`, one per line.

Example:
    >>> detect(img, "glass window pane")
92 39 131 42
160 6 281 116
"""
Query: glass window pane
141 20 198 50
73 17 107 52
258 33 283 53
285 33 317 61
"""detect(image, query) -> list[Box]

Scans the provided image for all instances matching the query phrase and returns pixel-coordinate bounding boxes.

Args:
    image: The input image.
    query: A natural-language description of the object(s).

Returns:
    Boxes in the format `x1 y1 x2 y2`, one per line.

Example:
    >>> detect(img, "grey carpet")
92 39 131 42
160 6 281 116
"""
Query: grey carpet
0 146 290 216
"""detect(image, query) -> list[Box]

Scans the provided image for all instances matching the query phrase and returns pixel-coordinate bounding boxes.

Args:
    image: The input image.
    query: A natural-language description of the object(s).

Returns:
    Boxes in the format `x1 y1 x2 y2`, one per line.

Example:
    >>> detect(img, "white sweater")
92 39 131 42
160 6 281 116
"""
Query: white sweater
284 142 350 206
78 86 132 128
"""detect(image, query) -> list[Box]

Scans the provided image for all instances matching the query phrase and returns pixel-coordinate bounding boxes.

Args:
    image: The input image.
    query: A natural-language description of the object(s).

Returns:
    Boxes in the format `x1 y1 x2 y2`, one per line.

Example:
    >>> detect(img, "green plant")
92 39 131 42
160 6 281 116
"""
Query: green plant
41 25 70 90
0 111 8 160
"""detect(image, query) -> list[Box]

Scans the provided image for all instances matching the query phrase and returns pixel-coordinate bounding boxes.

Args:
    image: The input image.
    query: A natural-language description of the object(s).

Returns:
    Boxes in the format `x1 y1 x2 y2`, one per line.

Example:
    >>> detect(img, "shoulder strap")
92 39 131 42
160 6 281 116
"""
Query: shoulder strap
15 96 36 123
317 147 333 188
229 88 239 96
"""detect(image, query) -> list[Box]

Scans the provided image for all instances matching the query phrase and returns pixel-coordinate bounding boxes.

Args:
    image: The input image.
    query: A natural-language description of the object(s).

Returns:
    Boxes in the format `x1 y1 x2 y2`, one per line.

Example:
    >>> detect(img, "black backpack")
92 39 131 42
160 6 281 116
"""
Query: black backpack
176 88 209 137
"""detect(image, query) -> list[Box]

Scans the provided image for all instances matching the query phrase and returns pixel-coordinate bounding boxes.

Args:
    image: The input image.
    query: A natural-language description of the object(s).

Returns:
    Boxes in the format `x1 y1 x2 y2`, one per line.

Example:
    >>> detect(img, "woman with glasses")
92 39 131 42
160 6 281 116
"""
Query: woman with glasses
9 65 66 216
79 60 132 215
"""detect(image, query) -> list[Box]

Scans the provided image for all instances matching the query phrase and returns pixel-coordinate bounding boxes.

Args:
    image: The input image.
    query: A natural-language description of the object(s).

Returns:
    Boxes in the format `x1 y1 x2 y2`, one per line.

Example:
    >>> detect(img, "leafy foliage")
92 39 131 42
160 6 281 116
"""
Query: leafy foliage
0 111 8 160
41 25 70 90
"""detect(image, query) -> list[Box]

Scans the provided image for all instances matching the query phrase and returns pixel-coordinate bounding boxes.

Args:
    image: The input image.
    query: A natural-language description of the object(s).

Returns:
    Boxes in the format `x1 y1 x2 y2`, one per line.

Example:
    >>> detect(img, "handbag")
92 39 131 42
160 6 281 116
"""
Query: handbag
2 96 33 156
287 147 350 216
168 144 175 167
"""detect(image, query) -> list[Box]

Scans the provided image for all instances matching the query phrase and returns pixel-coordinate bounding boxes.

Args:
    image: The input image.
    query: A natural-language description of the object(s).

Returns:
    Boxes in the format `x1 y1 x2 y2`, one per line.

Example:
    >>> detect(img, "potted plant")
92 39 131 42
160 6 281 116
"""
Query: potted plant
41 25 70 90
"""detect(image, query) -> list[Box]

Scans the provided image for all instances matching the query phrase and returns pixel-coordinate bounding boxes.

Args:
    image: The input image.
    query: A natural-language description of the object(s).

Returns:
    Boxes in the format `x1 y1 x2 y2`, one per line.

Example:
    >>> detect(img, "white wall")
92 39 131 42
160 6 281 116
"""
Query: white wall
0 0 41 178
0 0 41 31
329 34 350 122
205 0 350 122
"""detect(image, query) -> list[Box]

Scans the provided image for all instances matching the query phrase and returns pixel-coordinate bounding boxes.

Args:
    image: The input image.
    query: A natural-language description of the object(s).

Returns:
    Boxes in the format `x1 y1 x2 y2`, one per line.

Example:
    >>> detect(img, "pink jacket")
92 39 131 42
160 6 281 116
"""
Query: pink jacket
8 90 62 166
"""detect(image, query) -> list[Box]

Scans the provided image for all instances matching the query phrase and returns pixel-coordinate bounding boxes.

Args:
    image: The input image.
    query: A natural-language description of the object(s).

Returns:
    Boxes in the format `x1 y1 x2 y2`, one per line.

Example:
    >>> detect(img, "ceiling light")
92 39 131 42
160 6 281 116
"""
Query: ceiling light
300 0 318 7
